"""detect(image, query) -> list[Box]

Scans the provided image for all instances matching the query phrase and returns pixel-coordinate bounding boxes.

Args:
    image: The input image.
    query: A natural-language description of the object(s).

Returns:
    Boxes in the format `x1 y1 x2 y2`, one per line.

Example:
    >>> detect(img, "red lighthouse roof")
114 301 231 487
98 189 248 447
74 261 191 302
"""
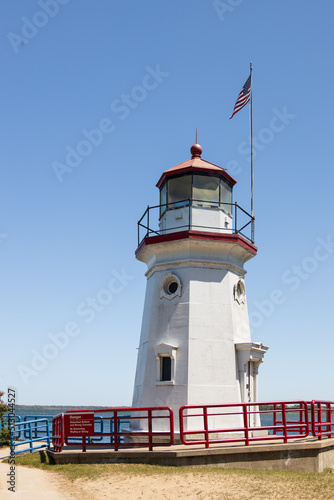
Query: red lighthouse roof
156 144 237 188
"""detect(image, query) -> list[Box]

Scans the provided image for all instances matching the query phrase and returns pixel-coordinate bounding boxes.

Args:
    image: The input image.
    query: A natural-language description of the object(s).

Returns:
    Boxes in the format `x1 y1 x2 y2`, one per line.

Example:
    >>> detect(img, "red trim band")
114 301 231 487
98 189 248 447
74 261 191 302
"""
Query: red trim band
135 231 257 257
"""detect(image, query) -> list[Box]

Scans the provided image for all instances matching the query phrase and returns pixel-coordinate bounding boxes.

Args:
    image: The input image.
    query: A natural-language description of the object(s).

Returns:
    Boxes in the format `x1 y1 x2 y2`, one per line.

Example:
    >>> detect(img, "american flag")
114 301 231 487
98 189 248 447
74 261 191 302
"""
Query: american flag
229 74 251 119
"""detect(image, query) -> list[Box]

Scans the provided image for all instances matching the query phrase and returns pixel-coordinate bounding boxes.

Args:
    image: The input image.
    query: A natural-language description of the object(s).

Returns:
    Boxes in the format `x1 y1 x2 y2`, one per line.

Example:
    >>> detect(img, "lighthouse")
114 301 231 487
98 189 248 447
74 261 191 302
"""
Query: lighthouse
132 143 268 433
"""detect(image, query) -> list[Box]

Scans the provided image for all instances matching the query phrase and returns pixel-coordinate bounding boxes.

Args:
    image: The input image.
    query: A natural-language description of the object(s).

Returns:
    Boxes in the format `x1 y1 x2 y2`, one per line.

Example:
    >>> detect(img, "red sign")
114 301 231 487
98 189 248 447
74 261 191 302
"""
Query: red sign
64 413 95 436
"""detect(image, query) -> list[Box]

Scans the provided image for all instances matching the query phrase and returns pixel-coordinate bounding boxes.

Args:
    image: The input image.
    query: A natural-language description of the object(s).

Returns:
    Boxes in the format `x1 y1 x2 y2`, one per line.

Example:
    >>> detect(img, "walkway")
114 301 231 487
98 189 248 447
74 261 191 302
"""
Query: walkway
0 446 92 500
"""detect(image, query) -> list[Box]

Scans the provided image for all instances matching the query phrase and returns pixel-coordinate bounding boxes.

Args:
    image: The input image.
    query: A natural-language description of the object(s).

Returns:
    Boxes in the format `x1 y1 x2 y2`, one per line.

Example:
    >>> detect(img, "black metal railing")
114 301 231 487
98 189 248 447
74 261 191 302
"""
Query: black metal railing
137 199 255 246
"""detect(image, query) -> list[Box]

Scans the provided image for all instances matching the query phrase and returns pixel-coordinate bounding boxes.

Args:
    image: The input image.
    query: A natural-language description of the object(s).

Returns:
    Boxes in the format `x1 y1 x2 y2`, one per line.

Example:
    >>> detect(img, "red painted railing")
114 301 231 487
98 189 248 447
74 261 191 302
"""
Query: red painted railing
179 401 310 448
52 400 334 453
52 413 64 452
311 400 334 440
272 401 309 436
54 407 174 452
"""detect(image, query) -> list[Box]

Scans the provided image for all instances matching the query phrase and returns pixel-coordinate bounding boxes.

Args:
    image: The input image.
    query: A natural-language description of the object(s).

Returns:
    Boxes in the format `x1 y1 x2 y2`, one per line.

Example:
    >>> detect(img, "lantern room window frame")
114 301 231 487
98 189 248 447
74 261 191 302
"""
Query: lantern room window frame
159 173 233 218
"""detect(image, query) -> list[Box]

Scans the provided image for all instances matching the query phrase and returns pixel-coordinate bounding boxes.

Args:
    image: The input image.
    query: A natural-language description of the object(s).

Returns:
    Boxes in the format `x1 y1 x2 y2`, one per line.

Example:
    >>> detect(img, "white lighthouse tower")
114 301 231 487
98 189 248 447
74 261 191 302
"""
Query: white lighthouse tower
132 143 268 433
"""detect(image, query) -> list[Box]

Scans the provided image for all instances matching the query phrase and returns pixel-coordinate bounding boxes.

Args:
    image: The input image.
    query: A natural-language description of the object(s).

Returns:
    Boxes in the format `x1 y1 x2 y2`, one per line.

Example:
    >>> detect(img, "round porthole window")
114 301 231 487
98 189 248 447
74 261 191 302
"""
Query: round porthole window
160 273 182 300
167 281 178 295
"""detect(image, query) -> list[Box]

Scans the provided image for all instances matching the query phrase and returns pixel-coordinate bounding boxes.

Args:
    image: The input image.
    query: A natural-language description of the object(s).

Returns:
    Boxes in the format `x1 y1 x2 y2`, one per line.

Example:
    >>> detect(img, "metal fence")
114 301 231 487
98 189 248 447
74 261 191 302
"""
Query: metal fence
310 400 334 440
179 401 310 448
9 418 51 455
52 407 174 452
13 400 334 454
52 413 64 453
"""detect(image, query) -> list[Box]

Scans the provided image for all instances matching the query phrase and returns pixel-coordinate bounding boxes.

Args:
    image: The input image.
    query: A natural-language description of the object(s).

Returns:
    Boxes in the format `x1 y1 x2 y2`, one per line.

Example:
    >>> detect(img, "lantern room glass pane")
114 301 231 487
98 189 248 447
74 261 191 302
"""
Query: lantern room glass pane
160 183 167 217
167 176 191 209
193 175 219 207
220 180 232 214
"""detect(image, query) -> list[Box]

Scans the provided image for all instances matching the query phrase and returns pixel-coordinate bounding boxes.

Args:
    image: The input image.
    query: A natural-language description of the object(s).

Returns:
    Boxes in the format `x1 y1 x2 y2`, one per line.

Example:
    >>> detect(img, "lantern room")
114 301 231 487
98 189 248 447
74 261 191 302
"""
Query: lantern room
156 144 237 235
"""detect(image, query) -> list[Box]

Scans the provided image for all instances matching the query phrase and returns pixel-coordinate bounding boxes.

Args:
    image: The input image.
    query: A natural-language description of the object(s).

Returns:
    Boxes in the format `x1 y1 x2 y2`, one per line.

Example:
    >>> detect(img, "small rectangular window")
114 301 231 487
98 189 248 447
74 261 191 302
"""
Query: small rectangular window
161 357 172 381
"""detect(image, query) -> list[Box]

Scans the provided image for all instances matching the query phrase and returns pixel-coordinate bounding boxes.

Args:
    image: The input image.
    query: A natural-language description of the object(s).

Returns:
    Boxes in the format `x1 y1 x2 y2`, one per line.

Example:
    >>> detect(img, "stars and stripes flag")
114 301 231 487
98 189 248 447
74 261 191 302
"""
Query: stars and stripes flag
229 74 251 119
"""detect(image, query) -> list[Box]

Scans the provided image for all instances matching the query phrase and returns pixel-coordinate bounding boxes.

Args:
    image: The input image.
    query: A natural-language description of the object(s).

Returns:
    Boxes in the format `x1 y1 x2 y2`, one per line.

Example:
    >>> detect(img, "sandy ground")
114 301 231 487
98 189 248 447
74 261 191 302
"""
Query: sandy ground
65 471 334 500
0 461 89 500
1 446 334 500
0 446 88 500
0 456 274 500
2 463 333 500
76 472 258 499
0 462 276 500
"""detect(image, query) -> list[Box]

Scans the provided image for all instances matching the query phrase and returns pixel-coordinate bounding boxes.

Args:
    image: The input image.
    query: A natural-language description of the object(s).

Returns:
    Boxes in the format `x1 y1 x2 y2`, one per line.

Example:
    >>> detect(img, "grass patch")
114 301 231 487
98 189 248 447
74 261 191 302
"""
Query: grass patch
8 451 334 479
5 451 116 482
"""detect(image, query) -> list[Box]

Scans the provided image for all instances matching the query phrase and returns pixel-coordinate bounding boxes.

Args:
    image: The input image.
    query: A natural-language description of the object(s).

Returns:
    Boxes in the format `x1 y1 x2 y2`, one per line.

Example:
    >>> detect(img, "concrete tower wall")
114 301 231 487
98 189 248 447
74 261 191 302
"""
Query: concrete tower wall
132 235 260 432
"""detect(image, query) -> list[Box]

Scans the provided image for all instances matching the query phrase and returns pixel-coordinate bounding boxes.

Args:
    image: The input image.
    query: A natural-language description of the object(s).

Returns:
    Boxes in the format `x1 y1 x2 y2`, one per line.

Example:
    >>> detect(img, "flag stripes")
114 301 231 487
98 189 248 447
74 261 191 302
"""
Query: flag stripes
229 74 251 119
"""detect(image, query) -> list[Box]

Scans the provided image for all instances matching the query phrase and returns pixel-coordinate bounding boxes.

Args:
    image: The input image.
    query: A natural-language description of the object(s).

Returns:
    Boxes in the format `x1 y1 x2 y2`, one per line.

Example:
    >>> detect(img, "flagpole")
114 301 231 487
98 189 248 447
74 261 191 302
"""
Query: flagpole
250 62 254 243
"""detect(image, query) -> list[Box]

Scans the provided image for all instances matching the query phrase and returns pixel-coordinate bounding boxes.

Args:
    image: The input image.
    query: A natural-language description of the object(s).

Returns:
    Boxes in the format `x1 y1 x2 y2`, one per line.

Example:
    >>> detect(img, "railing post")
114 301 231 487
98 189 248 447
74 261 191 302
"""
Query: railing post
169 408 174 445
203 406 209 449
147 205 150 237
235 202 238 234
272 403 277 435
301 403 306 437
298 404 303 434
61 414 65 451
148 409 153 451
282 403 288 444
318 402 322 441
243 404 249 446
29 424 33 453
9 422 15 455
179 407 185 444
113 411 118 451
46 420 51 450
52 417 56 451
17 416 21 440
326 402 331 437
310 400 316 438
55 418 59 451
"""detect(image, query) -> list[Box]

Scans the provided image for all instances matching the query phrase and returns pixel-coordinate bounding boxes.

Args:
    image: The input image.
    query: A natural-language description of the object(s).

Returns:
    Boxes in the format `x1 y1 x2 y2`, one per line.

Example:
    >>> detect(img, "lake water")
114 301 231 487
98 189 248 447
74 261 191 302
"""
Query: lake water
6 406 115 420
4 406 131 443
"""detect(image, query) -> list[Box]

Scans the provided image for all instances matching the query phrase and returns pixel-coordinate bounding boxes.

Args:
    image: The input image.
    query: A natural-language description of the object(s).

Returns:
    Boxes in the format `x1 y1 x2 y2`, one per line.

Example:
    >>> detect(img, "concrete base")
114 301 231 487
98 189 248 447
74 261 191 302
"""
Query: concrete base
47 437 334 473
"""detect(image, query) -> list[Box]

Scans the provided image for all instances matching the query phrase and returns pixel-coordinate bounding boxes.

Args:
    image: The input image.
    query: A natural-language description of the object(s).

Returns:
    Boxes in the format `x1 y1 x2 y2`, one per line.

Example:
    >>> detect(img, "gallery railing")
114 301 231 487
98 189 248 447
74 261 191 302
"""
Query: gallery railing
137 199 255 246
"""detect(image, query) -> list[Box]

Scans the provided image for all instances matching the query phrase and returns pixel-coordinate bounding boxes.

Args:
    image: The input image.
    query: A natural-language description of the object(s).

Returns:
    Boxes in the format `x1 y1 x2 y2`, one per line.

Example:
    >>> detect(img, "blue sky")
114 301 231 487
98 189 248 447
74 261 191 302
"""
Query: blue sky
1 0 334 405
